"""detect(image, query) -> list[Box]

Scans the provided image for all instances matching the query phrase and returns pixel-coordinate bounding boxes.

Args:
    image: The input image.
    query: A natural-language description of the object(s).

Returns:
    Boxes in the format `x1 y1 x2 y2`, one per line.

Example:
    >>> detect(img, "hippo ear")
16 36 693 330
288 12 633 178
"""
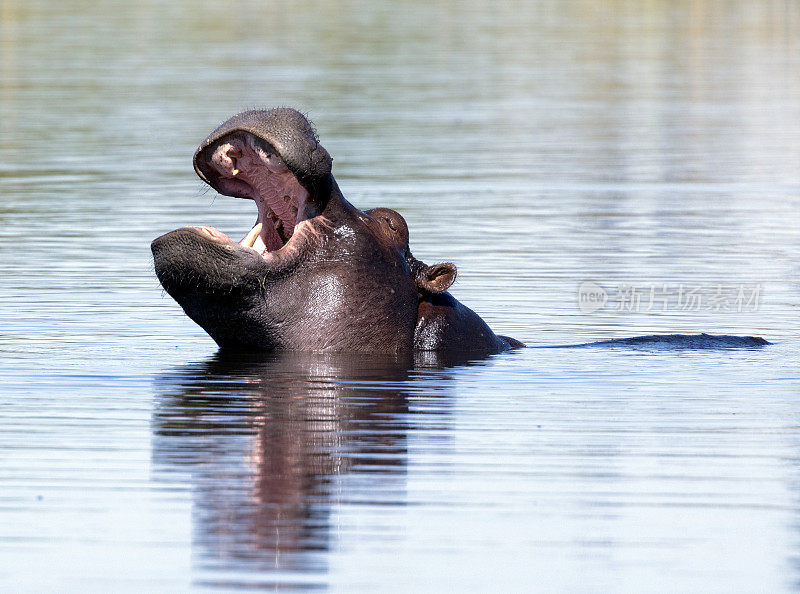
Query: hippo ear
416 262 457 294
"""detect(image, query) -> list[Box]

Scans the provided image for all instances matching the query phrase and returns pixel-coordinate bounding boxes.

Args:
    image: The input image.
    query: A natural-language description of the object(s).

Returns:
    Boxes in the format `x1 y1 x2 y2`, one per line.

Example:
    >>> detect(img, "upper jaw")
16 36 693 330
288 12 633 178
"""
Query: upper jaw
193 132 311 259
192 108 333 186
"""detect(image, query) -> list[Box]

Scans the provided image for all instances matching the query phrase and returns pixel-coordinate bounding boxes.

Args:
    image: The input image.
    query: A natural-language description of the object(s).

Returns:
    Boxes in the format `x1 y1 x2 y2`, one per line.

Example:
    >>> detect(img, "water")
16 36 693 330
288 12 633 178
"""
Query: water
1 0 799 591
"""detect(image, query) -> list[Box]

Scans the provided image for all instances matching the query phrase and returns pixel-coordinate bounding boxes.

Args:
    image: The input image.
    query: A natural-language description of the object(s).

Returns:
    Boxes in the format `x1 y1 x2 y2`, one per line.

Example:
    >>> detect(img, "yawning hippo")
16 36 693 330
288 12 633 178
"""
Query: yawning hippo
152 108 522 355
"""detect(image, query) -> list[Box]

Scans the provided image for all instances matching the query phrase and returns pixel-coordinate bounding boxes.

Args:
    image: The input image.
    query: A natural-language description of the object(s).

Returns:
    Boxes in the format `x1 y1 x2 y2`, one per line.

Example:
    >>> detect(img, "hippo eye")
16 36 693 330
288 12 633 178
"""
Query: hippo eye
384 217 397 231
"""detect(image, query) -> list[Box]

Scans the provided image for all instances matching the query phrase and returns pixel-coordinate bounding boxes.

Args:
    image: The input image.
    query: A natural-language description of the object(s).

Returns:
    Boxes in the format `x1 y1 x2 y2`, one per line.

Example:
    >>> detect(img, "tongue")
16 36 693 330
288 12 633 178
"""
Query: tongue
253 214 284 253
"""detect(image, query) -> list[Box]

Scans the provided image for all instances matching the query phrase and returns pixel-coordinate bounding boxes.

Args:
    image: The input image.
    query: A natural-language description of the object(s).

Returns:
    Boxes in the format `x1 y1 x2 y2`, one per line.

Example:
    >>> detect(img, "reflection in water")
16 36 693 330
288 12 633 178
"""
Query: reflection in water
152 351 468 587
1 0 798 590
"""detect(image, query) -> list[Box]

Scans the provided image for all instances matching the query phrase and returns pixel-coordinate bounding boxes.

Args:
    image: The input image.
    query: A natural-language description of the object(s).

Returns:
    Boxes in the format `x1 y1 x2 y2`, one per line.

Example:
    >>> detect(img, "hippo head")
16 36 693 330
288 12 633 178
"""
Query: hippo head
152 108 457 353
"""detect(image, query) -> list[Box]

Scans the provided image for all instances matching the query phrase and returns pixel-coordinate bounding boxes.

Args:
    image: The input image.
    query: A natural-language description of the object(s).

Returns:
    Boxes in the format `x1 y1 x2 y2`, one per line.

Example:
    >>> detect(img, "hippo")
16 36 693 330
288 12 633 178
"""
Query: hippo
152 108 522 355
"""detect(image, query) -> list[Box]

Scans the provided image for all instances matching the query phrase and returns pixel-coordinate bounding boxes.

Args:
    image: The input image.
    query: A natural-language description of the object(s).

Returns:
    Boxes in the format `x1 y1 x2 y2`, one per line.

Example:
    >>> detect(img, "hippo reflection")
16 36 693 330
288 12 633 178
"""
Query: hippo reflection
152 108 521 355
151 351 459 579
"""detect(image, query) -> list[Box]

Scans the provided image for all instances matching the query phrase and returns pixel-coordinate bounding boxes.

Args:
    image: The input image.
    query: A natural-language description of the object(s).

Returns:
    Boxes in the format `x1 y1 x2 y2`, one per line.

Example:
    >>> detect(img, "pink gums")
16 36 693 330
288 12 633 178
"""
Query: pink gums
209 136 309 255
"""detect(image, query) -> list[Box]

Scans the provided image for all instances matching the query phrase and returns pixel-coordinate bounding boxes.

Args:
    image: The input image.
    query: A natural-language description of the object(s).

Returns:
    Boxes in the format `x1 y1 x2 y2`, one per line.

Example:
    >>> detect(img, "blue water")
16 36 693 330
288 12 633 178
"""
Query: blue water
1 1 799 591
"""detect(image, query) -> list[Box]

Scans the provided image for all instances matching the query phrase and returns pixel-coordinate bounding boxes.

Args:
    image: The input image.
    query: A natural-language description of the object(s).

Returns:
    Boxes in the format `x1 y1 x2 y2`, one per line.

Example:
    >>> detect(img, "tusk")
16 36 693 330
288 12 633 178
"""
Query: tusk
232 169 240 176
239 222 262 248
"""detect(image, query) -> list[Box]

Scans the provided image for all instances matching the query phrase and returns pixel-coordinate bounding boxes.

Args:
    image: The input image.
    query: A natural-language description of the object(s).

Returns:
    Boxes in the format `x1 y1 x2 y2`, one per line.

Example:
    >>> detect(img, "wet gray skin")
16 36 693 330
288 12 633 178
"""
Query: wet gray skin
151 108 521 354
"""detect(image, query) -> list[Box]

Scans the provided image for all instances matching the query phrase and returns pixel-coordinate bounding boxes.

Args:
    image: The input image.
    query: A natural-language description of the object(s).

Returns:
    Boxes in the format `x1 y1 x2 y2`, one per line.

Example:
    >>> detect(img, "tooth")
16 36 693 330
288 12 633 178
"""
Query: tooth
232 169 240 176
274 219 282 230
291 206 298 217
239 223 262 247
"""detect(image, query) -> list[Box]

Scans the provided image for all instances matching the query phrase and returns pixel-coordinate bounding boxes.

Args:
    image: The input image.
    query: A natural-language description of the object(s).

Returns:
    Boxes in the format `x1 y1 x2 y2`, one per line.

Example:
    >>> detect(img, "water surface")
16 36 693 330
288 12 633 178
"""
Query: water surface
1 1 799 591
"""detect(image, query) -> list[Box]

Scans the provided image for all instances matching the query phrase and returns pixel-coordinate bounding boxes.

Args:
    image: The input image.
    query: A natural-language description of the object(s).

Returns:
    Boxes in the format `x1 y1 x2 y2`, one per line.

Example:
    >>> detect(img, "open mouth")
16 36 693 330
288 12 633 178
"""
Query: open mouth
194 133 309 257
